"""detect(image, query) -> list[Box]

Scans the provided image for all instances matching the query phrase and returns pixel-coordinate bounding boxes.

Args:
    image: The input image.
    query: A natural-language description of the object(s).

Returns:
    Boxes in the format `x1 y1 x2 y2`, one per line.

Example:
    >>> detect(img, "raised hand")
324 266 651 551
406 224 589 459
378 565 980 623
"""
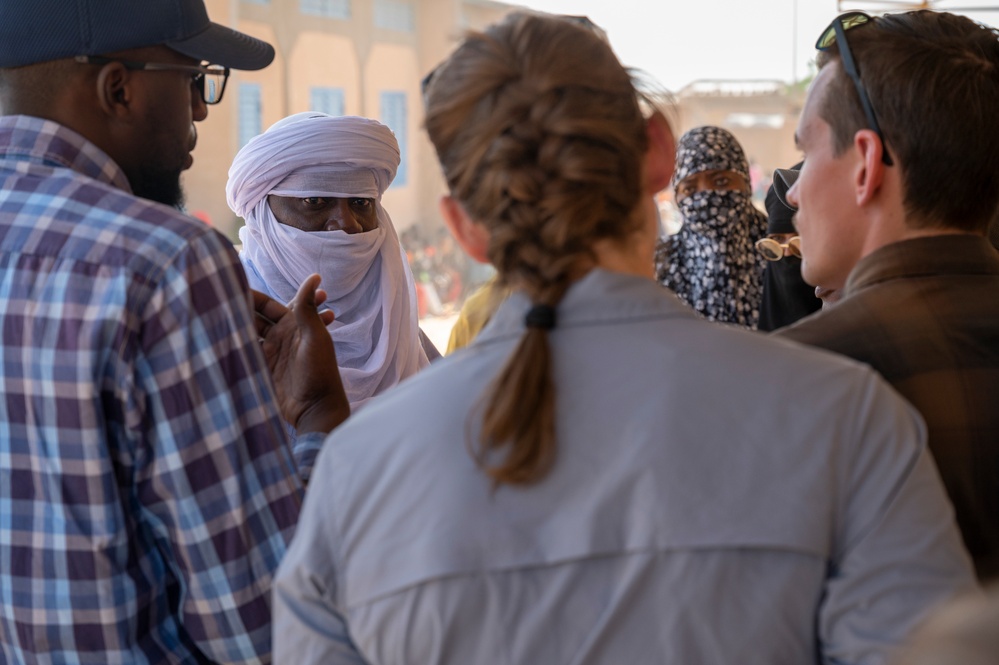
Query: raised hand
253 274 350 434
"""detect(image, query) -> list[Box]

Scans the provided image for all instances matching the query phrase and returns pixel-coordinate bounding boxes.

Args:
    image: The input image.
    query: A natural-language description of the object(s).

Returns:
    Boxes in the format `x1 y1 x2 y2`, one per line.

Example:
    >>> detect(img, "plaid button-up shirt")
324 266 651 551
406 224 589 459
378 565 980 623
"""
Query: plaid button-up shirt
0 115 321 663
777 233 999 579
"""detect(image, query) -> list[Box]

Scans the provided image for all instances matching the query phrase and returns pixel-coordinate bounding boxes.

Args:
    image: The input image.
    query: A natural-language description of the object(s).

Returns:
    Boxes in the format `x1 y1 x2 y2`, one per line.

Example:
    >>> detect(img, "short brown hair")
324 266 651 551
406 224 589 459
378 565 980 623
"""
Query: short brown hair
817 11 999 232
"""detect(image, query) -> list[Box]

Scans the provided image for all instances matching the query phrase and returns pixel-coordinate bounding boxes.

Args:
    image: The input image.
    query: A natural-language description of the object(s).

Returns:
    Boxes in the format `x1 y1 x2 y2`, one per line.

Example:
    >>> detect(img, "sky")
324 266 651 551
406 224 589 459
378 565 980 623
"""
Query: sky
516 0 999 91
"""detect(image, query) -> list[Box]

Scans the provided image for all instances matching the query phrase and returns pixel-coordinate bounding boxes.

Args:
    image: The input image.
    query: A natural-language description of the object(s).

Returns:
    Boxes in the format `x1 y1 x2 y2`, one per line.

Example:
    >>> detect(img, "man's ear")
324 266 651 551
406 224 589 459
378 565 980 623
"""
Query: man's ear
95 63 132 117
439 195 490 264
643 111 675 195
853 129 886 206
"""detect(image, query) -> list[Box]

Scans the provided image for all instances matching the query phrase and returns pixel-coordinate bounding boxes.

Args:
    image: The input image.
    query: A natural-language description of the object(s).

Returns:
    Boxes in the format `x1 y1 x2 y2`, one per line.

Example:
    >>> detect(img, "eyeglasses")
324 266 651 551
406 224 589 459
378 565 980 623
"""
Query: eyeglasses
756 236 802 262
74 55 230 105
815 12 893 166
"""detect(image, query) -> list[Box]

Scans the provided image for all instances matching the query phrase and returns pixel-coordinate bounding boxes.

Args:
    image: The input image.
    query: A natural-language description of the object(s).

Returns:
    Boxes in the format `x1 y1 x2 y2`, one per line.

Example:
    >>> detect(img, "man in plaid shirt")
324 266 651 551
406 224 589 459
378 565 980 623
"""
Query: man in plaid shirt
0 0 347 662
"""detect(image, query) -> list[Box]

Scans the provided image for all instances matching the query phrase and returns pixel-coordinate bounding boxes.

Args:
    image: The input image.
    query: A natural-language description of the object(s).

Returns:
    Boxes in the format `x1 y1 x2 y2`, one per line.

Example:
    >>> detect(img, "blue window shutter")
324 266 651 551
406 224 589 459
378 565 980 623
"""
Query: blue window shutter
238 83 262 148
380 91 407 186
309 87 345 117
300 0 350 19
374 0 414 32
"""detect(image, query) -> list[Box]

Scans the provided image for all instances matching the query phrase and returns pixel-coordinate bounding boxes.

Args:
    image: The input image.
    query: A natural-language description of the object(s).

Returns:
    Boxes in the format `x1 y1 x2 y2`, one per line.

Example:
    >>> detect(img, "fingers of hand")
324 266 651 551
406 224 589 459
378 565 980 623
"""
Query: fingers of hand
252 289 289 338
293 274 323 308
254 310 278 341
292 274 323 328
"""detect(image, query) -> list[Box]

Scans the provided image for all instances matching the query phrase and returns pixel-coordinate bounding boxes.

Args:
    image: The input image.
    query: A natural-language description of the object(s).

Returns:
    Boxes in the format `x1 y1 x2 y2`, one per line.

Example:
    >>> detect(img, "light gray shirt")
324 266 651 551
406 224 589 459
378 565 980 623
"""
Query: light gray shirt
274 269 975 665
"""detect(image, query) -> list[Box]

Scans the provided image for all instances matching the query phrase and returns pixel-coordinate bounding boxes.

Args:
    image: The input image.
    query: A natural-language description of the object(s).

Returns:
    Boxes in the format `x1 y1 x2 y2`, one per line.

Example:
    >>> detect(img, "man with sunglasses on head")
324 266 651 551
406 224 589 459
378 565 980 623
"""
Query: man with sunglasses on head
0 1 348 663
775 10 999 580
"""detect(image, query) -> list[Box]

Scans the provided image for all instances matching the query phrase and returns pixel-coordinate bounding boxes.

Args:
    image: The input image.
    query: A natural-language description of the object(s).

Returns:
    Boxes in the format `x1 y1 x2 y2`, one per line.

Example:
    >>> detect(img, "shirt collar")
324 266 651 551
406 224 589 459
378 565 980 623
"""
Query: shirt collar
476 268 697 345
0 115 132 192
845 234 999 297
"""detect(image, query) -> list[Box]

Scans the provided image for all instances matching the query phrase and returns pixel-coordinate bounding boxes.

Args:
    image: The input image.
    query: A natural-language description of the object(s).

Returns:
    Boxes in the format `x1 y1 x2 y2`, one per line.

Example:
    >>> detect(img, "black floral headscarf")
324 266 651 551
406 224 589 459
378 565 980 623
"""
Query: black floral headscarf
656 126 767 328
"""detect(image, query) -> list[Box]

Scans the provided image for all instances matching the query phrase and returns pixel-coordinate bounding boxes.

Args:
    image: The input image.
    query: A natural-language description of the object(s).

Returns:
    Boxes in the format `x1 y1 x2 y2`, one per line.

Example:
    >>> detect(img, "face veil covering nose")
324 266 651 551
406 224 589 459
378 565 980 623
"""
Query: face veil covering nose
657 125 767 329
658 188 767 328
228 113 429 410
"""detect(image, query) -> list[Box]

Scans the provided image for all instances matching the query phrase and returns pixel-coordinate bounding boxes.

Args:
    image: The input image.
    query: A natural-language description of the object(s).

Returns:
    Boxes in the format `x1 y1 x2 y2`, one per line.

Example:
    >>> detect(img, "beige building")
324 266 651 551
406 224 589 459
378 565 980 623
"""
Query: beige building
188 0 512 240
187 2 808 240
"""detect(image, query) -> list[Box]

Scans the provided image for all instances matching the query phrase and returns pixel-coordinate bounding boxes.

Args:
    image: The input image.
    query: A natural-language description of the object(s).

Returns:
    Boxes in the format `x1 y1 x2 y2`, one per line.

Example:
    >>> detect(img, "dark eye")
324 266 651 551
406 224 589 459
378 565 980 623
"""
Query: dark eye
350 198 372 208
714 176 730 188
303 197 328 206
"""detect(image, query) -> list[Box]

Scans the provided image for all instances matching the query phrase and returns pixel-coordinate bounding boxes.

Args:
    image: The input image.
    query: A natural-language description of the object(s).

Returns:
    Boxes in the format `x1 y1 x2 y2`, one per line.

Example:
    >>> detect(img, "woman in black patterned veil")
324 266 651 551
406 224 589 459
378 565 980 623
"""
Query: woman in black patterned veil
655 126 767 328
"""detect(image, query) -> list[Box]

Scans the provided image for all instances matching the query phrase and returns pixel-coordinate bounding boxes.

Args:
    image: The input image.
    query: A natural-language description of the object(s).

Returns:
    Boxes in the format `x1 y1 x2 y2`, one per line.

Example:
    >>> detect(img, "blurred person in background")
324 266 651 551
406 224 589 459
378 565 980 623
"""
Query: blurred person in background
446 274 509 353
757 163 822 330
655 125 767 328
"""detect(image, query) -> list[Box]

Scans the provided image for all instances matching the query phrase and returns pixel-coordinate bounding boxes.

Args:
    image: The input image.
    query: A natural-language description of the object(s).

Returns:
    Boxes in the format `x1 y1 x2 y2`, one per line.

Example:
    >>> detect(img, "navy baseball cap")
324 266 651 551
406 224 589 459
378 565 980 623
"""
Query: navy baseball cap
0 0 274 70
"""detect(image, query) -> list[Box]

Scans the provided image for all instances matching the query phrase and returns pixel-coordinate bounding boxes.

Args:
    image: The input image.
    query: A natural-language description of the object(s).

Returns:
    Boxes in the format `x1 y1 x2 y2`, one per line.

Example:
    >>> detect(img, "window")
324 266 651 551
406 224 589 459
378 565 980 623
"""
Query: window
310 87 345 117
380 92 407 187
725 113 786 129
300 0 350 19
374 0 414 32
238 83 262 148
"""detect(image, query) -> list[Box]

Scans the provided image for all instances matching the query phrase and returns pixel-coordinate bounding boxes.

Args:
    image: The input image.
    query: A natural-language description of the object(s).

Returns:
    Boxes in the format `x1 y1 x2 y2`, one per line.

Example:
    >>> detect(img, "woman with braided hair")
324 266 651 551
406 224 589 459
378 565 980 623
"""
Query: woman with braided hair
272 11 975 664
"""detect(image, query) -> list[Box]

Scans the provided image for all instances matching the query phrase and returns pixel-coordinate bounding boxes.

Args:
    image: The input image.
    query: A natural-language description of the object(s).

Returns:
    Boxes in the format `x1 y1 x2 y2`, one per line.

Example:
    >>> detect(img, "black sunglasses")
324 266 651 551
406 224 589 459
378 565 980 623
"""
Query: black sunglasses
815 12 893 166
74 55 230 105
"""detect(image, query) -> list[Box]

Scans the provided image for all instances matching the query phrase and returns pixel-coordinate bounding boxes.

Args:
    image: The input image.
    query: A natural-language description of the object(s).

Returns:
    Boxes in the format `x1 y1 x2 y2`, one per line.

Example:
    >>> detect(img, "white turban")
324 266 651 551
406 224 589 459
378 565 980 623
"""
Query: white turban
227 113 428 410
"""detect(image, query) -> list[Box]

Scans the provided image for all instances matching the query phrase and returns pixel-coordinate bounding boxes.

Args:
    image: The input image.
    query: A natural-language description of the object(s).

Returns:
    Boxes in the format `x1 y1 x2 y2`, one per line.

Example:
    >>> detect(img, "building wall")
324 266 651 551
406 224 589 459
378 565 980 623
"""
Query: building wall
185 0 510 240
186 4 805 239
367 43 421 219
288 34 361 115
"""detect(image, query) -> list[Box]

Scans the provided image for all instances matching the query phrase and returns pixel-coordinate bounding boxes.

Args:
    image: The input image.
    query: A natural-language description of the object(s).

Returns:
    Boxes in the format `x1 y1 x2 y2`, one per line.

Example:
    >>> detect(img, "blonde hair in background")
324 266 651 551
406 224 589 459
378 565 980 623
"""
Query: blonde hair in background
424 12 650 486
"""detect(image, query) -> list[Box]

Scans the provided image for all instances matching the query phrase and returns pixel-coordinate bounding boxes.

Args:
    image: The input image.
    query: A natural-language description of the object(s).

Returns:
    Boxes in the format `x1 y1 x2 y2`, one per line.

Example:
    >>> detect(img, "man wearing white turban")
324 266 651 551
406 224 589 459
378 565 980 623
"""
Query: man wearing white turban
227 112 432 410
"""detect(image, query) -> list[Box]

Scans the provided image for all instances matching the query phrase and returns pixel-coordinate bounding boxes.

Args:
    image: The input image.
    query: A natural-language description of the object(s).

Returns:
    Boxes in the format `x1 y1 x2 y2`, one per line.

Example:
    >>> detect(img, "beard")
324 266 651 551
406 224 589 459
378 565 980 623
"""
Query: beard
127 164 186 209
126 122 196 210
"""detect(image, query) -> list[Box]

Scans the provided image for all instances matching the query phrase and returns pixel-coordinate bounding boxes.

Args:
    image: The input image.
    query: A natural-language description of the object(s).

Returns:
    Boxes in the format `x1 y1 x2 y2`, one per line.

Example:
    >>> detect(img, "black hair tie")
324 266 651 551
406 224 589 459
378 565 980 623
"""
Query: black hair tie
524 304 556 330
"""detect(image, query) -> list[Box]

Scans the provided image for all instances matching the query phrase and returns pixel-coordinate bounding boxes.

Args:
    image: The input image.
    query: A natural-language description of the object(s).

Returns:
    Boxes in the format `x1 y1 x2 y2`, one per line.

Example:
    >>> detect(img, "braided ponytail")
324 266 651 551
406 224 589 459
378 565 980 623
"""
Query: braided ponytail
425 12 649 486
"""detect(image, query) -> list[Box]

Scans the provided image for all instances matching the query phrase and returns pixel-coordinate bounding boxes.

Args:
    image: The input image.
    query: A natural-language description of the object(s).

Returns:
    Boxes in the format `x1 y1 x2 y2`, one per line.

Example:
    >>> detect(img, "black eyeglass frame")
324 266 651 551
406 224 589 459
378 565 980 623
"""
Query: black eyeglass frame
73 55 230 105
815 12 894 166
